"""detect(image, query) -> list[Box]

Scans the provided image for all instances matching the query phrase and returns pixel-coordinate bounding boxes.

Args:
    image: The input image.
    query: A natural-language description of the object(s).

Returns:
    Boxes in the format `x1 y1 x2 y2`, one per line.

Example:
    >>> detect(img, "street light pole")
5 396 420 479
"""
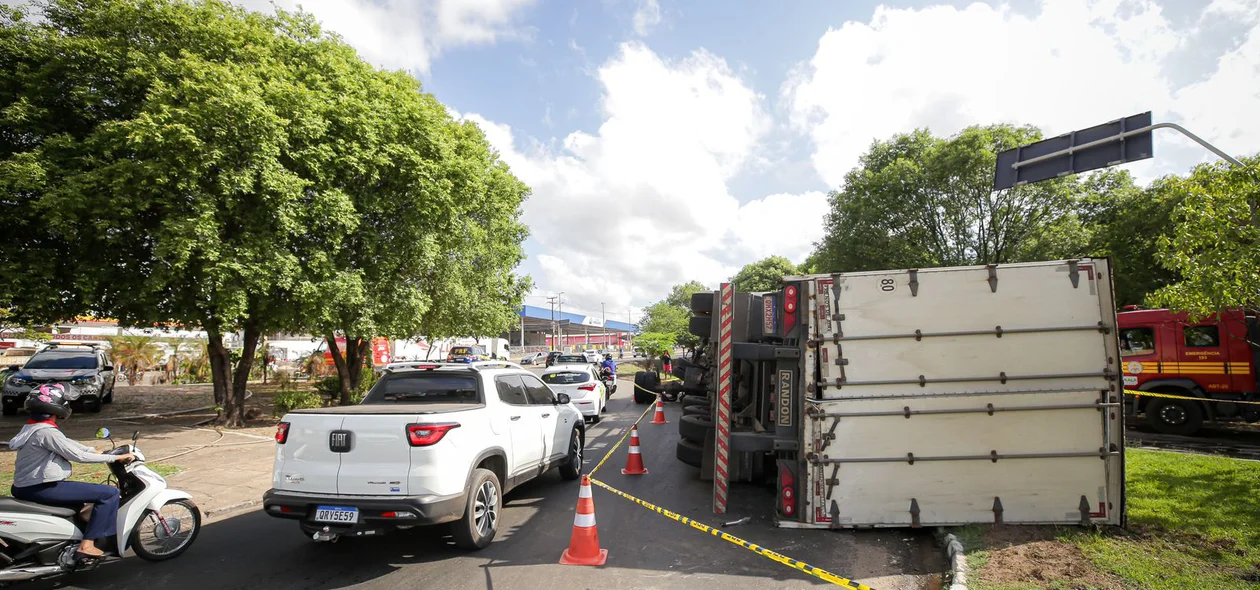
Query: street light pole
601 302 605 349
557 292 565 350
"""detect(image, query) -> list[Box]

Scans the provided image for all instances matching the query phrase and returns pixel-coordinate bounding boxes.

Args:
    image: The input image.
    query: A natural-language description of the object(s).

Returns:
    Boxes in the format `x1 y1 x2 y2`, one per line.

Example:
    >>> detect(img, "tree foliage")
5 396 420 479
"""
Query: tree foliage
107 335 163 386
730 256 799 292
634 332 675 360
639 281 708 348
1150 157 1260 317
810 125 1085 273
0 0 531 421
1078 170 1183 307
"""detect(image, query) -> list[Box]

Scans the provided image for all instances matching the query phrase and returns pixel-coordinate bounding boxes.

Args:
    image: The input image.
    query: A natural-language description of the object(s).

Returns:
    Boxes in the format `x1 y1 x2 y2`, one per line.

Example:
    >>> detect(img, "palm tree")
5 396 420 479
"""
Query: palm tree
108 335 163 386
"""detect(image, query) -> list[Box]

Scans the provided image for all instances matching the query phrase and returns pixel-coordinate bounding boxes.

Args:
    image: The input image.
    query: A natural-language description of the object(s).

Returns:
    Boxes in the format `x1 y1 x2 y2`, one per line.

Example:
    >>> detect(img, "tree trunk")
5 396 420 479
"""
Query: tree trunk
346 336 369 392
223 324 261 428
326 332 353 405
206 331 231 407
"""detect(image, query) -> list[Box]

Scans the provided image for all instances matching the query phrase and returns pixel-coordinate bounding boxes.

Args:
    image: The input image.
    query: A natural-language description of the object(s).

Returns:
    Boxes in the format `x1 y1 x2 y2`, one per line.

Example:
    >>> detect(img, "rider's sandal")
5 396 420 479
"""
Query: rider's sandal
74 550 106 561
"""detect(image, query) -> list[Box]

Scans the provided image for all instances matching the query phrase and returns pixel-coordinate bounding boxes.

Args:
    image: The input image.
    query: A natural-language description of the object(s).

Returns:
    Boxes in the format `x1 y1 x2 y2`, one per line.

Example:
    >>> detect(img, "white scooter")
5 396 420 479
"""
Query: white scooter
0 427 201 584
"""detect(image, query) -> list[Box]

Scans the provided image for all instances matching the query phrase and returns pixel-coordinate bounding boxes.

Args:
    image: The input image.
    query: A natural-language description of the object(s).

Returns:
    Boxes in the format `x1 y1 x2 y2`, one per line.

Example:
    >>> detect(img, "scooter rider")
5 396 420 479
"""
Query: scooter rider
7 384 134 559
600 353 616 377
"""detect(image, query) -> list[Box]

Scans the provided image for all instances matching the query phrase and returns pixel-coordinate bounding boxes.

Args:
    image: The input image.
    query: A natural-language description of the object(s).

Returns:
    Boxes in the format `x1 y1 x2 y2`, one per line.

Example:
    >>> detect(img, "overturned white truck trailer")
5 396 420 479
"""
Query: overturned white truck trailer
681 259 1125 528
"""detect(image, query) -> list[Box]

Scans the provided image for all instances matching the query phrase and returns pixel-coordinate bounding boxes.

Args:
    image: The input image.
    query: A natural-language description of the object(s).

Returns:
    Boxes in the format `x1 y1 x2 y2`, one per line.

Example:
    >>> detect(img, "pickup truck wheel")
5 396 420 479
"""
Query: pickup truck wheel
1146 396 1204 435
559 429 583 481
679 414 714 443
681 396 708 408
676 437 704 468
451 468 501 550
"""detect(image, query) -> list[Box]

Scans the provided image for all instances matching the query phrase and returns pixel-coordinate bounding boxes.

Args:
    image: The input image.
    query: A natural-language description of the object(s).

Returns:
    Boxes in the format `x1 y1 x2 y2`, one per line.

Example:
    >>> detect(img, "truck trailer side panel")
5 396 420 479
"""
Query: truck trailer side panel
798 260 1124 528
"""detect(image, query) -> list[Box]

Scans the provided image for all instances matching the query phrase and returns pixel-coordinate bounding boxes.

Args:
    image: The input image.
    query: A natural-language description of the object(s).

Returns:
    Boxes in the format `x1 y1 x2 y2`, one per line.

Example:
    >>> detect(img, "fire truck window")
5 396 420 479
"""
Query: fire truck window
1184 325 1220 348
1119 328 1155 356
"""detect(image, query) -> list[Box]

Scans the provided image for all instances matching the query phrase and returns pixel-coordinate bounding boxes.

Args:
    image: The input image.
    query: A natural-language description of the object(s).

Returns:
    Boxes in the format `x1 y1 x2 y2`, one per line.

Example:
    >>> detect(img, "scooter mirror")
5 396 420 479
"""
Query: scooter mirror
96 427 111 439
131 430 140 442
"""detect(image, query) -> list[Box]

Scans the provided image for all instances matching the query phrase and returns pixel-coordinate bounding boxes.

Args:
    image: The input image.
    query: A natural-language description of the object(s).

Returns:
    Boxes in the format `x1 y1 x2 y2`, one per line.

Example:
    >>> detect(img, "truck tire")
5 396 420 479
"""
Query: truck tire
690 292 715 315
683 405 709 417
1145 396 1204 435
676 437 704 468
679 414 714 443
451 468 502 550
689 316 712 338
681 395 709 408
633 371 658 404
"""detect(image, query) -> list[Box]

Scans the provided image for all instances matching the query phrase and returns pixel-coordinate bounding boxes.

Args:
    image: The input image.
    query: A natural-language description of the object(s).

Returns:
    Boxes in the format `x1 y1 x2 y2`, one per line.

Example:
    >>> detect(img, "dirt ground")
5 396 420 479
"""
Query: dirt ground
969 526 1126 590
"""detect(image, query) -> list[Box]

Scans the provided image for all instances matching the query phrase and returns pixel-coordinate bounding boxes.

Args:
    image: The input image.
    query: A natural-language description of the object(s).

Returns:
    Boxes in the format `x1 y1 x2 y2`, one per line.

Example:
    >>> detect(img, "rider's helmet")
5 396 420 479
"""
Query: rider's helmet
604 353 613 360
25 383 78 419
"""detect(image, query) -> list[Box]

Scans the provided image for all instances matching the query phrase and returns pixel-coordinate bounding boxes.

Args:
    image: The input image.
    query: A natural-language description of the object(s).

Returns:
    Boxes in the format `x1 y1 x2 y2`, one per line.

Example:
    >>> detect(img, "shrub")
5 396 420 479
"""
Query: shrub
272 389 322 416
313 376 341 400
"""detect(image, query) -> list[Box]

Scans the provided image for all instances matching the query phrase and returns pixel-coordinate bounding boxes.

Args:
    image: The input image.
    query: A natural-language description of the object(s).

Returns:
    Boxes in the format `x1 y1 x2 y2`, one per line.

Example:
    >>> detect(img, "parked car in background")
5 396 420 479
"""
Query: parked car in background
541 365 606 423
582 351 600 363
2 343 116 415
519 352 545 365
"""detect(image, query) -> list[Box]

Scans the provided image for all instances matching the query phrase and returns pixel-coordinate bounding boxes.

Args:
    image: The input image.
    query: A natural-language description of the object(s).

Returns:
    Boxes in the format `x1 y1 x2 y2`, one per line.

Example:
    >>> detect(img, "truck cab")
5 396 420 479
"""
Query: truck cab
1119 307 1260 434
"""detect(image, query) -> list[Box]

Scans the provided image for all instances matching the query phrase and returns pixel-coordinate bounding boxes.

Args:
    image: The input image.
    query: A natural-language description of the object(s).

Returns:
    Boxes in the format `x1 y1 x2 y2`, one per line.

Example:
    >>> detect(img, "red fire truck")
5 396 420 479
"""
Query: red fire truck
1119 307 1260 435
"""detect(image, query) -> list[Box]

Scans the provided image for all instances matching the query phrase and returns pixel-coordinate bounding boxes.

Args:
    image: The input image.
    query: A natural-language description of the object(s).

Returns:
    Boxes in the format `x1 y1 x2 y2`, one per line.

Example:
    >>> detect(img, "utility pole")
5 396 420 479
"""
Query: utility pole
546 295 558 351
601 302 606 350
557 292 565 350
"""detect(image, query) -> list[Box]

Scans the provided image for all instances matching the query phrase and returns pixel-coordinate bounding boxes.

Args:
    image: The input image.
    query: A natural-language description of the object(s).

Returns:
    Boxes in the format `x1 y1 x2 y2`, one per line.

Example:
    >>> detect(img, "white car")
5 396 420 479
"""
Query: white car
264 361 585 549
541 364 606 423
518 352 545 365
581 351 601 363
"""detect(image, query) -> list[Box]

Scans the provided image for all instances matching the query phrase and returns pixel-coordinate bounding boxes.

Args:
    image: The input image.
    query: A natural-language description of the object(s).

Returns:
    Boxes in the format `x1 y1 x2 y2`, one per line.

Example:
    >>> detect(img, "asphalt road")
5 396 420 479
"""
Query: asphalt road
29 379 943 590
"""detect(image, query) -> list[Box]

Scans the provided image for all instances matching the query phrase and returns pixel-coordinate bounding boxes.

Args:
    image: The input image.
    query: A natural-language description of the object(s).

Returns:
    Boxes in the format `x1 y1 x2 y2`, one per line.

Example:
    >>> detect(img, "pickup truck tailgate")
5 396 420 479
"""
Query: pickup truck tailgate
273 414 346 495
337 414 420 496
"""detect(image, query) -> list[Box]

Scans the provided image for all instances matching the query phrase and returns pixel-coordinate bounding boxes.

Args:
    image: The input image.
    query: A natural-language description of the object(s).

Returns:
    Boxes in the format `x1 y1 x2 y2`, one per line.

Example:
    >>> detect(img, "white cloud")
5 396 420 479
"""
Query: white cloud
460 43 825 311
632 0 662 36
785 0 1260 188
228 0 535 73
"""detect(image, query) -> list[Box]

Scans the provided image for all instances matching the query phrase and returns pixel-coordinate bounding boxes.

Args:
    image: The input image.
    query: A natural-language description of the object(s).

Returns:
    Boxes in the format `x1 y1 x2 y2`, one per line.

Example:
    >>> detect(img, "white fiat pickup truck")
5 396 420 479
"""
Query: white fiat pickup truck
263 361 585 549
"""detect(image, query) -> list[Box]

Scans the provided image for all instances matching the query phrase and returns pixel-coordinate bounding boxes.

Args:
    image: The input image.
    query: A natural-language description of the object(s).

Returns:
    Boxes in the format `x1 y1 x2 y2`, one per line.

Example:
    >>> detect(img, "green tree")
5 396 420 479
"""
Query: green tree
639 281 708 348
1150 157 1260 317
634 331 675 361
108 335 163 386
1078 170 1183 306
809 125 1086 273
730 256 799 292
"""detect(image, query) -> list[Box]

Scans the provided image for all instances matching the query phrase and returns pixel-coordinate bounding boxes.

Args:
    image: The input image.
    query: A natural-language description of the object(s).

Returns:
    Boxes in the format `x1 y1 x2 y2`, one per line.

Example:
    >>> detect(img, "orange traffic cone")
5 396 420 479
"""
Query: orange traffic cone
560 475 608 566
650 398 668 424
621 425 648 475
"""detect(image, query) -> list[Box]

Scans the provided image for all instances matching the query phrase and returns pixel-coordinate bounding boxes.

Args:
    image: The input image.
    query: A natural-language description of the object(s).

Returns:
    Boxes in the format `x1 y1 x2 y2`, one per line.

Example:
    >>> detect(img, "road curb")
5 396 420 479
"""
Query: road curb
204 499 260 520
936 527 968 590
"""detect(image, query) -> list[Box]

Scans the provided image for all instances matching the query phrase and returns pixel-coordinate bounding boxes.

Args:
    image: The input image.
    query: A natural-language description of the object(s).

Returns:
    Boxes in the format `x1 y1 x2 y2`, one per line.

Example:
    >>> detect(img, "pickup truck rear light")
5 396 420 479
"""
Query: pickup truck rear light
577 383 598 391
275 422 290 444
406 422 460 446
779 466 796 517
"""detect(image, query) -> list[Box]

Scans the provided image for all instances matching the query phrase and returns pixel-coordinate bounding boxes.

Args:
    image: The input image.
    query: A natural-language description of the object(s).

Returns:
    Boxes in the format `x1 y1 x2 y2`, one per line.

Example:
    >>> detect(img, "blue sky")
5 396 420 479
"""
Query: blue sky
213 1 1260 317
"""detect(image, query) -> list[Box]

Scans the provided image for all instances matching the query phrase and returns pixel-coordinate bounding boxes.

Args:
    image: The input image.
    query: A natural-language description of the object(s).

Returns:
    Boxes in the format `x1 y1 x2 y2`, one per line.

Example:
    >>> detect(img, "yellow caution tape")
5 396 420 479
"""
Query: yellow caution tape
1124 389 1260 406
588 477 876 590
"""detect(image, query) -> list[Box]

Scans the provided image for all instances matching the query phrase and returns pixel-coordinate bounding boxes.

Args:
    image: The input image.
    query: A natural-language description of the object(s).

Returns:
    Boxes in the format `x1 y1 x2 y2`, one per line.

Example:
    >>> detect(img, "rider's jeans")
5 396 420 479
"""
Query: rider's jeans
12 481 120 540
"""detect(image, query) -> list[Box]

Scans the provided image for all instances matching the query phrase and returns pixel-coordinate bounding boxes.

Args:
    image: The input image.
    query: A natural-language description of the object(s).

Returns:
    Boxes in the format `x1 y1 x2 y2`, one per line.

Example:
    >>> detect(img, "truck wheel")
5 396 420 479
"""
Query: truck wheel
559 429 583 481
633 371 657 404
676 437 704 468
681 396 708 408
683 405 709 417
690 292 715 315
1146 397 1204 435
451 468 502 550
679 414 714 443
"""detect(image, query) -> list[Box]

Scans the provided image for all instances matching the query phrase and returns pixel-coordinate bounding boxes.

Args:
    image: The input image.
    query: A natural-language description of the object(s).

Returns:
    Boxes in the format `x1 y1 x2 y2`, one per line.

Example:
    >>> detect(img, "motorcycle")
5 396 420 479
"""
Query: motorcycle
599 366 618 397
0 427 201 584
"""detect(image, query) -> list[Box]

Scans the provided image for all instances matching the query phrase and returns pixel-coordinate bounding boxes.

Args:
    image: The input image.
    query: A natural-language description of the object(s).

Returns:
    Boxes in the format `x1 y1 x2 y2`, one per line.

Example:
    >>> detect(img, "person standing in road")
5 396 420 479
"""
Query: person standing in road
661 350 672 378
